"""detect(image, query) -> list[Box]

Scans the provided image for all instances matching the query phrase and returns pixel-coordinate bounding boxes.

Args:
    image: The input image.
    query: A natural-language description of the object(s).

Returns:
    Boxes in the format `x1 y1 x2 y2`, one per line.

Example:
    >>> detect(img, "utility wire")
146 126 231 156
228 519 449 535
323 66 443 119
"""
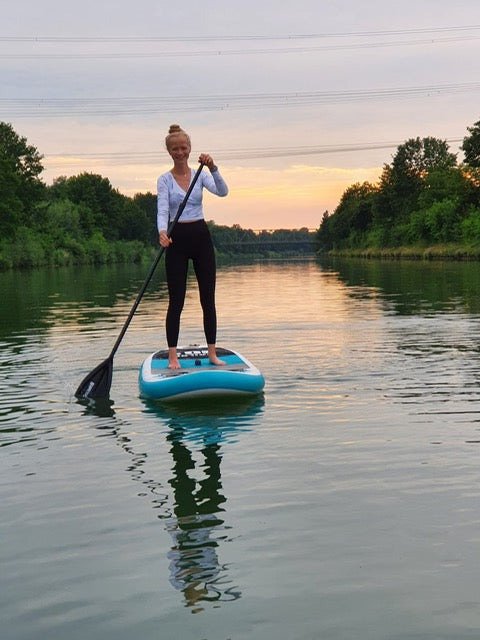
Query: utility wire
2 82 480 118
1 35 479 58
43 138 464 165
1 24 480 42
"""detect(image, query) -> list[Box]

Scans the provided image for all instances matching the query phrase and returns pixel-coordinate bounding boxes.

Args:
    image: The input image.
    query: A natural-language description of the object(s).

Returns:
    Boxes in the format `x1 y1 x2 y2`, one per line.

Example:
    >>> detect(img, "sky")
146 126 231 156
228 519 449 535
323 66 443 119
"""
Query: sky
2 0 480 230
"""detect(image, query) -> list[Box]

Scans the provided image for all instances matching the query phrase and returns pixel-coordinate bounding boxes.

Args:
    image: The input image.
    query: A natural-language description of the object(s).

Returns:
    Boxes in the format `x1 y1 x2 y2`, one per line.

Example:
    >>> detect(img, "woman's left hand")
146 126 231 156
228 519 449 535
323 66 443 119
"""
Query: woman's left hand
198 153 215 170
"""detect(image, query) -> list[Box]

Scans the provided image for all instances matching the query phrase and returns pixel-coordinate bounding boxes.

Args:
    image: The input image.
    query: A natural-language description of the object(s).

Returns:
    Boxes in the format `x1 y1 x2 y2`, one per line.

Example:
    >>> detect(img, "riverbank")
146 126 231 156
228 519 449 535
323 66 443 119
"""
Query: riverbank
322 242 480 260
0 224 315 271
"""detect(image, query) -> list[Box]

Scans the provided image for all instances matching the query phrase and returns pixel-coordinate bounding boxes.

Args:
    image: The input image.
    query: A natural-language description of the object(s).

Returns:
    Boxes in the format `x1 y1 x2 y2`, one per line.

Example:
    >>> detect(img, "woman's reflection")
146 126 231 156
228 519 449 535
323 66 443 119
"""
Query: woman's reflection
81 394 264 612
166 422 235 611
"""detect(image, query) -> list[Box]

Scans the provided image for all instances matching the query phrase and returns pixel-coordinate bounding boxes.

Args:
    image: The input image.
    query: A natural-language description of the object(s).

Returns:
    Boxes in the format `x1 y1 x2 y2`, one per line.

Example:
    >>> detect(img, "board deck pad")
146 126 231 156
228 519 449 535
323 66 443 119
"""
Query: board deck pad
139 345 265 400
150 346 247 376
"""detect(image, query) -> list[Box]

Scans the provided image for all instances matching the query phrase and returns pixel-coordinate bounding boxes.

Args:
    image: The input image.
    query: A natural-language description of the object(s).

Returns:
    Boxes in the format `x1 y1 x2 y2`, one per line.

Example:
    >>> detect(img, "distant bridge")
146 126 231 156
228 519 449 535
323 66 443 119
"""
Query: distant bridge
212 228 316 251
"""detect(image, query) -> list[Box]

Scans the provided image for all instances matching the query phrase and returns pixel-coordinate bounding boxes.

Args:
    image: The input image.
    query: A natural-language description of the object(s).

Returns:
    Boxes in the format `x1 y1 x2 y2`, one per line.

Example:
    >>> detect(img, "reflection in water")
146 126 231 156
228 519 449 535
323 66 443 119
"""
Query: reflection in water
145 396 264 612
165 426 231 610
0 262 169 352
319 256 480 314
315 257 480 414
80 394 264 612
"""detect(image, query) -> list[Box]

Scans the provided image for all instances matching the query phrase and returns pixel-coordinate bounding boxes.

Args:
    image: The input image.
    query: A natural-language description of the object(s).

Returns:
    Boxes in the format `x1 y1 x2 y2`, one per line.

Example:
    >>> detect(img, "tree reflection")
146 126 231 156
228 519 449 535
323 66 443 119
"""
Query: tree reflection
318 255 480 315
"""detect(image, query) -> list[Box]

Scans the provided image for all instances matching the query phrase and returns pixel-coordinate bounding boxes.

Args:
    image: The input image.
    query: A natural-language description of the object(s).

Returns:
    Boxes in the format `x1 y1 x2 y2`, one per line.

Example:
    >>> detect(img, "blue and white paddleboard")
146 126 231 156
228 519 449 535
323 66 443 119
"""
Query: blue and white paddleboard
139 346 265 401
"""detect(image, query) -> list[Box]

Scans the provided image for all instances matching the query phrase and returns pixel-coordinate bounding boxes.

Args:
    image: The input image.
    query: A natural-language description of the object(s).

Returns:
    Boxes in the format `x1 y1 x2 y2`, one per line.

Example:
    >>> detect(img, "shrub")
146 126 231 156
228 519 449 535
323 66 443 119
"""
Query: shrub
460 207 480 243
85 232 112 264
4 226 47 267
424 197 461 243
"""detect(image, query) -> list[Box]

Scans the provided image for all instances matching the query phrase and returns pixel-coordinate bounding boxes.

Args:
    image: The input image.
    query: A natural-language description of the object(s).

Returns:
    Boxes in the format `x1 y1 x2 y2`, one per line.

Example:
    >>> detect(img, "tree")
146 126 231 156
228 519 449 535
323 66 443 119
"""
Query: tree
0 156 23 237
315 211 332 251
418 167 476 210
462 119 480 167
133 192 158 244
0 121 45 227
49 173 124 239
392 137 457 176
117 199 152 243
325 182 377 248
0 122 44 183
384 137 457 220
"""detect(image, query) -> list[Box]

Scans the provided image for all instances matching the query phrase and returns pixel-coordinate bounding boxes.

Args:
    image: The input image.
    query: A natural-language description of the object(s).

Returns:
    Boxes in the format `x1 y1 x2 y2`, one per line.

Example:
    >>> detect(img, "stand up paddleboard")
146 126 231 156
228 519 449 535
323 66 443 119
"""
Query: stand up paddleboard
139 346 265 401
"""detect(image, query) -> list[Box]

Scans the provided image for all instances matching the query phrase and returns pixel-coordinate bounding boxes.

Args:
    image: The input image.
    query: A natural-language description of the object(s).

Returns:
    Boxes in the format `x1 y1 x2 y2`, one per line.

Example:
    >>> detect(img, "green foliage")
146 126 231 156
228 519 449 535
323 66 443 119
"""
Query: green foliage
0 122 165 269
315 183 376 250
462 119 480 168
0 122 44 179
0 156 23 237
117 199 152 244
423 198 462 243
48 173 156 243
364 226 390 248
49 173 121 239
417 167 472 210
134 192 158 244
83 231 112 263
316 127 480 255
383 137 457 220
43 199 84 242
0 122 45 231
1 226 47 268
460 207 480 243
392 137 457 175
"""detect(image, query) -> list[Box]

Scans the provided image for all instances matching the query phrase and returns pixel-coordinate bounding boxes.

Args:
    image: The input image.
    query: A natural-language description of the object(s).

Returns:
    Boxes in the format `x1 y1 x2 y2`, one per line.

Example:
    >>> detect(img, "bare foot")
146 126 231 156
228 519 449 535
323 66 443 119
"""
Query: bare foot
168 347 180 369
208 345 225 366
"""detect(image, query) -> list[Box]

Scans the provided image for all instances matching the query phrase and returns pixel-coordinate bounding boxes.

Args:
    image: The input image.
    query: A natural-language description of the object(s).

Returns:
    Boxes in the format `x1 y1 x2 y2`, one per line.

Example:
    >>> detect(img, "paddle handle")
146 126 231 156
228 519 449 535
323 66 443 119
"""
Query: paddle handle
108 163 204 359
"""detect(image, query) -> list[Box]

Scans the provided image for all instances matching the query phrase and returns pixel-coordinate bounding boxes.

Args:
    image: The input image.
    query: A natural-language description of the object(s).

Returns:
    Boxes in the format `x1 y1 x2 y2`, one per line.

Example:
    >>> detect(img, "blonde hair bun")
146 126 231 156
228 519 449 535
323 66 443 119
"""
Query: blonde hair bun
168 124 183 134
165 124 191 149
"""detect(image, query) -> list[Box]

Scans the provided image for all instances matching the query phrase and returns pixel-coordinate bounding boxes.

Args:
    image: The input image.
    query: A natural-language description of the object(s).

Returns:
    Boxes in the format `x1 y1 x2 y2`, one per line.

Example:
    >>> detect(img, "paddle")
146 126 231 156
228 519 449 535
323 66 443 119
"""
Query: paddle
75 162 205 399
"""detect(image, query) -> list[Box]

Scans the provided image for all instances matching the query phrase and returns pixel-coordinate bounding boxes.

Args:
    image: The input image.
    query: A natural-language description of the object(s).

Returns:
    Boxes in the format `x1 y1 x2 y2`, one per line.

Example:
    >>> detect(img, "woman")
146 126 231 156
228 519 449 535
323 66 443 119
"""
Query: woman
157 124 228 369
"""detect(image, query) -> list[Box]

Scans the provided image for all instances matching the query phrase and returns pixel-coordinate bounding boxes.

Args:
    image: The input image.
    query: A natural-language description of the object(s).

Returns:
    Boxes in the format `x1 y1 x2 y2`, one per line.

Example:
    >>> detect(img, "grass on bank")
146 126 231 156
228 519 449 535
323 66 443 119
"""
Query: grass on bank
325 242 480 260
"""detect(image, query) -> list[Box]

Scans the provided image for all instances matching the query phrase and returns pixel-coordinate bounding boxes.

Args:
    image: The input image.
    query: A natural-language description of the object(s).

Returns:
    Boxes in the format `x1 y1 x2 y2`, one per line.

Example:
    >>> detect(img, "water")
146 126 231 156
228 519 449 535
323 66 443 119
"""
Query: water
2 258 480 639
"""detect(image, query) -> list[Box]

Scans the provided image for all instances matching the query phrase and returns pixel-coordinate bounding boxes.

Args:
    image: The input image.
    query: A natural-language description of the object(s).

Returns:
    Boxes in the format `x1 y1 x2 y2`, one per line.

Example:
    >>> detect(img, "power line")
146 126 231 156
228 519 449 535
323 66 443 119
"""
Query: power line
43 138 464 166
1 24 480 42
1 35 479 59
2 82 480 118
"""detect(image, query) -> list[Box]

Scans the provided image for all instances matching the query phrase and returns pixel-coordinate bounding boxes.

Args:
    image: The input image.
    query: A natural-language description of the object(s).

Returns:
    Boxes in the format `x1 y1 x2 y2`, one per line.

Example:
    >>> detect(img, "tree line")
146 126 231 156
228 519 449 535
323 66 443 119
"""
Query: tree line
5 118 479 269
0 122 314 270
315 120 480 257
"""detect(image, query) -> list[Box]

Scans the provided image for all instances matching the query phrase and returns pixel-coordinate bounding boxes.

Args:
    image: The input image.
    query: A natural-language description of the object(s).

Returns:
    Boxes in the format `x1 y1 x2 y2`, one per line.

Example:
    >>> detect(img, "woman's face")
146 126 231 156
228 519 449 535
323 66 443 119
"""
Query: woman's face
167 134 191 162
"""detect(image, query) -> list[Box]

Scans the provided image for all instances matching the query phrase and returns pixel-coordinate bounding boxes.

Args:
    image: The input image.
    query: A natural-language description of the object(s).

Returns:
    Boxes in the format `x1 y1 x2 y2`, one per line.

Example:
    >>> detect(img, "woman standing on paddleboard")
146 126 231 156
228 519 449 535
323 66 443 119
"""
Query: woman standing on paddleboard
157 124 229 370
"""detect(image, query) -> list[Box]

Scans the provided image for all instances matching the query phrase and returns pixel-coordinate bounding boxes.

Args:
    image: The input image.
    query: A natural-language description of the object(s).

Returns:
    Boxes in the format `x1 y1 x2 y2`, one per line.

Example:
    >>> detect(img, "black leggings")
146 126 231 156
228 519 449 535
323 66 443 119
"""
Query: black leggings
165 220 217 347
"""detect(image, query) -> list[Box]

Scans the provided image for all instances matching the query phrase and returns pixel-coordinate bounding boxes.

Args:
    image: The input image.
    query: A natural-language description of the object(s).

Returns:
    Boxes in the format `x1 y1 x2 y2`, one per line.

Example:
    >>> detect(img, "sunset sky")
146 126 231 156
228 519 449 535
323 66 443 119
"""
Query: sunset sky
2 0 480 229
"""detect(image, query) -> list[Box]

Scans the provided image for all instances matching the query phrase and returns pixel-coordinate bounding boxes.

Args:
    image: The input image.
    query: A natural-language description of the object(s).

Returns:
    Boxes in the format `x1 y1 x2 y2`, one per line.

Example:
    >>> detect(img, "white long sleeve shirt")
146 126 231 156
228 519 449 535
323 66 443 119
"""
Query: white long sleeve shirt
157 168 228 232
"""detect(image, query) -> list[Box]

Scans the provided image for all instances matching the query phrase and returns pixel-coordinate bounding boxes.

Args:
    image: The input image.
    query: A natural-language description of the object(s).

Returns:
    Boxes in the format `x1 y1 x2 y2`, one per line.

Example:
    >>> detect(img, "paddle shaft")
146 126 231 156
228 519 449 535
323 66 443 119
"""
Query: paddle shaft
107 162 204 360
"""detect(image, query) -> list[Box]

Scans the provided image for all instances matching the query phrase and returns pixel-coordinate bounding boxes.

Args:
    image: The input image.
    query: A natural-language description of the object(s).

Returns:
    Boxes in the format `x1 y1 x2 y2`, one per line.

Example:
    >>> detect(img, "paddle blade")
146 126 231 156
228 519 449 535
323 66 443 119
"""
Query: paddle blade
75 357 113 399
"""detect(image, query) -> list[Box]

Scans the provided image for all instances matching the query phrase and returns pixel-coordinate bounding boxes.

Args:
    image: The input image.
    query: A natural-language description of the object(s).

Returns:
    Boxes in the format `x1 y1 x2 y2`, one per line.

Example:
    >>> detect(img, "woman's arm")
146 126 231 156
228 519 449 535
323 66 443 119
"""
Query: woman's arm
157 174 173 246
198 153 228 197
157 173 170 234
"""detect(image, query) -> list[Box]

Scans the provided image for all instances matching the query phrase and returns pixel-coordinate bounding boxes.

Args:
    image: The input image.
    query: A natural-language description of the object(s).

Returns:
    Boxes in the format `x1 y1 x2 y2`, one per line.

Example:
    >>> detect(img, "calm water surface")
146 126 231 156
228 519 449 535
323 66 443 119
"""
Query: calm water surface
2 257 480 640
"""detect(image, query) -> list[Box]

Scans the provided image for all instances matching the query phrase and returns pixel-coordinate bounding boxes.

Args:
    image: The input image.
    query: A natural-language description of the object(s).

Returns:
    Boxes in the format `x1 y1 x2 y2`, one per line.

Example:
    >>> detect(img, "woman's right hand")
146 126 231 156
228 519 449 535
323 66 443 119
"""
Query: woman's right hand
159 231 172 248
